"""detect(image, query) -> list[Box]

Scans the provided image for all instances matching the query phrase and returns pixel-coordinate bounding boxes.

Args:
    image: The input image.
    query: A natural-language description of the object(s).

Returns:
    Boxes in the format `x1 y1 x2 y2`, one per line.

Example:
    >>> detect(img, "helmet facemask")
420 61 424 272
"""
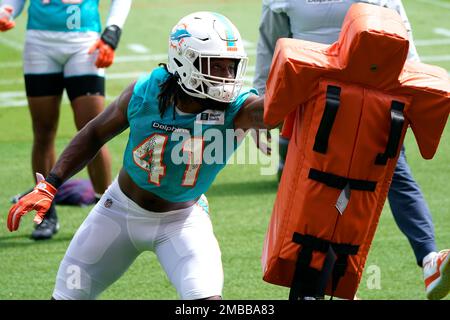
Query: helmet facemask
186 49 248 103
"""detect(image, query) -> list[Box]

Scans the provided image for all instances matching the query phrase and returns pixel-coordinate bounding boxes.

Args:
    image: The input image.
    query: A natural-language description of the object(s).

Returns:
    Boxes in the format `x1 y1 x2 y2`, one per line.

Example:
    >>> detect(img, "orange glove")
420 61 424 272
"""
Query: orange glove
0 5 15 32
7 173 57 232
88 39 115 68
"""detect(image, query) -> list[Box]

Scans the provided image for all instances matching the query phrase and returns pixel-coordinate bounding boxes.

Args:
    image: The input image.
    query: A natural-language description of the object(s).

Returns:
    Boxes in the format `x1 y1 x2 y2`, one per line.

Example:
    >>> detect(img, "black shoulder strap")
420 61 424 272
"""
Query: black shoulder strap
375 100 405 165
313 85 342 154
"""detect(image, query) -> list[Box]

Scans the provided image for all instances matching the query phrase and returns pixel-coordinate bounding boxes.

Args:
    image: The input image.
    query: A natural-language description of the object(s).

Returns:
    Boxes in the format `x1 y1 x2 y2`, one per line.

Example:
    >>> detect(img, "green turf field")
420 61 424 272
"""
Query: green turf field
0 0 448 300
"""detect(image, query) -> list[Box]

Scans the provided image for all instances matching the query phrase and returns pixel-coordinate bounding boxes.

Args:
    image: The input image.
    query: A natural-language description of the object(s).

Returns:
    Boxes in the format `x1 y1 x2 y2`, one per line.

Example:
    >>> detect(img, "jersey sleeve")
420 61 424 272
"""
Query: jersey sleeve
127 73 151 120
127 67 170 121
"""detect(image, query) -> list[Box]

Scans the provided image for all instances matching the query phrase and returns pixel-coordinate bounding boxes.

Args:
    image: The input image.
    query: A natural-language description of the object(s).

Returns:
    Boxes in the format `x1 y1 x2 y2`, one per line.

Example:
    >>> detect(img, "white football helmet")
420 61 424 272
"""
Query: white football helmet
167 12 248 103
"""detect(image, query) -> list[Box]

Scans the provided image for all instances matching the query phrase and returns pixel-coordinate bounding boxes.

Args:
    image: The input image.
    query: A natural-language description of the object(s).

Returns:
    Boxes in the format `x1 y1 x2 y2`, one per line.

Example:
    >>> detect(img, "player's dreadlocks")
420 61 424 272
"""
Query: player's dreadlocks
157 63 184 119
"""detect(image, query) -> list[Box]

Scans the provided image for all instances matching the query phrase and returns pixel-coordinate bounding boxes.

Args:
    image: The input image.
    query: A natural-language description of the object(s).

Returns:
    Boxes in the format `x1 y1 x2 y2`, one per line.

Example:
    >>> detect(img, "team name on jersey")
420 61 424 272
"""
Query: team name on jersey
152 121 190 133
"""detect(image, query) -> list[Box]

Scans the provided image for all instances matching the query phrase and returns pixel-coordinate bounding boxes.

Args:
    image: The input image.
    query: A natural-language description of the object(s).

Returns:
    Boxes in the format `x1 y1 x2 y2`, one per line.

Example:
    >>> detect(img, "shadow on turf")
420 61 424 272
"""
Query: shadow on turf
0 234 74 247
208 179 279 197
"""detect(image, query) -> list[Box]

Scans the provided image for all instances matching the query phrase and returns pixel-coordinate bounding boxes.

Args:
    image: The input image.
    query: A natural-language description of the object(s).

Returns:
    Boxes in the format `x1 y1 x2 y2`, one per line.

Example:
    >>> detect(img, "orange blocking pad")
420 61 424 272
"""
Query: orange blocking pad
263 3 450 299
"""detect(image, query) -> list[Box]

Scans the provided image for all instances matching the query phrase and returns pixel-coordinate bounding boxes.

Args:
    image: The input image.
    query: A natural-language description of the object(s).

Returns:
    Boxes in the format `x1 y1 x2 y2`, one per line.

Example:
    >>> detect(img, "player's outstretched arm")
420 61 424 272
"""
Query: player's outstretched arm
234 95 278 131
7 82 136 232
51 81 135 181
234 95 279 155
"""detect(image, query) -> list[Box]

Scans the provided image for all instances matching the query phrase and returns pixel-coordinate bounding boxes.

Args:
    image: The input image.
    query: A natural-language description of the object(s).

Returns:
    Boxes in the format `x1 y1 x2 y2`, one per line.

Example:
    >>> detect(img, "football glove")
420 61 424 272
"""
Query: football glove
7 173 57 232
0 5 15 32
88 25 122 68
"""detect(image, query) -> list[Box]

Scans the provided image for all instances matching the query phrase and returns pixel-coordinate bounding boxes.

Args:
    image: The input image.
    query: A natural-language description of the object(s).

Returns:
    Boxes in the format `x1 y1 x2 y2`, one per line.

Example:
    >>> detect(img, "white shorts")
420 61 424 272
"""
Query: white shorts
23 30 105 77
52 179 223 300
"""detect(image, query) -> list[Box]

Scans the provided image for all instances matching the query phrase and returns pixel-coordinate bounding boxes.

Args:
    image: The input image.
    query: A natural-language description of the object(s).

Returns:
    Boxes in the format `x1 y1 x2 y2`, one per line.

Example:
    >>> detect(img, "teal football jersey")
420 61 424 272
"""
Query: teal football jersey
123 67 258 202
27 0 101 32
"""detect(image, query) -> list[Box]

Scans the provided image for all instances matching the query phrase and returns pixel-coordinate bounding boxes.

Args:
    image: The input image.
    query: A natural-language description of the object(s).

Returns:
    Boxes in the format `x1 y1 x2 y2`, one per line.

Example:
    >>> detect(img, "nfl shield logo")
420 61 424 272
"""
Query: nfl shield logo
104 198 113 208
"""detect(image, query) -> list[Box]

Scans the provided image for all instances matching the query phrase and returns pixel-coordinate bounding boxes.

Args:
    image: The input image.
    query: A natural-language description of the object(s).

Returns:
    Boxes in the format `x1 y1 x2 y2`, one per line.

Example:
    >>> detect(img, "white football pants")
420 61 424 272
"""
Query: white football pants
23 30 104 77
52 179 223 300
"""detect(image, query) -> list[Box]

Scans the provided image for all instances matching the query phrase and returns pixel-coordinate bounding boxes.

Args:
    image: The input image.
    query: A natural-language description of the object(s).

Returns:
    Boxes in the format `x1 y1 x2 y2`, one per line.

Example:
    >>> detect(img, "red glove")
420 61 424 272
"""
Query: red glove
0 5 15 32
88 39 115 68
7 174 57 232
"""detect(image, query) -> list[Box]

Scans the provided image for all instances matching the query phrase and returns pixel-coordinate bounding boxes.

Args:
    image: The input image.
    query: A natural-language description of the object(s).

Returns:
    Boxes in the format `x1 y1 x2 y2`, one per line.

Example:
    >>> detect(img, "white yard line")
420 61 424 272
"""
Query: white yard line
1 61 22 69
415 38 450 46
114 54 167 63
1 68 449 108
2 49 259 66
127 44 150 54
421 55 450 62
0 91 24 98
0 91 116 108
0 71 150 85
0 91 27 108
106 72 146 79
0 37 23 51
433 28 450 38
0 71 255 108
243 40 256 48
0 78 23 85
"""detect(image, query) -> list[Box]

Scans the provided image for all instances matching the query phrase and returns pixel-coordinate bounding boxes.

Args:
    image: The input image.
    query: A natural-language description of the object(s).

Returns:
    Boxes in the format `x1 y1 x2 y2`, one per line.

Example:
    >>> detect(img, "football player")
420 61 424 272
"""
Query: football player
7 12 273 299
0 0 132 240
